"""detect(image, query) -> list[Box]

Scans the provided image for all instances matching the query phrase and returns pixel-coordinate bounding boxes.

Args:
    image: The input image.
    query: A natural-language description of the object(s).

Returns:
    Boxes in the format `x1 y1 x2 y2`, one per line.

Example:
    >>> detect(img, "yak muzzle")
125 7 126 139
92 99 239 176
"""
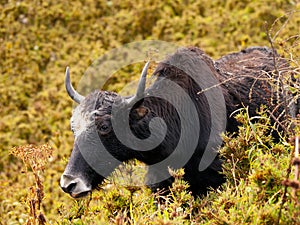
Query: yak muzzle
60 174 92 198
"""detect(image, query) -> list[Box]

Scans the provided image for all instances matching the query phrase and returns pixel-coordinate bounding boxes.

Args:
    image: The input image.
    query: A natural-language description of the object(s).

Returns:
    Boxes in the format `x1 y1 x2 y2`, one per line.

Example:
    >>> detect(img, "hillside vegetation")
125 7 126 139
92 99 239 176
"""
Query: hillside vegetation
1 0 300 224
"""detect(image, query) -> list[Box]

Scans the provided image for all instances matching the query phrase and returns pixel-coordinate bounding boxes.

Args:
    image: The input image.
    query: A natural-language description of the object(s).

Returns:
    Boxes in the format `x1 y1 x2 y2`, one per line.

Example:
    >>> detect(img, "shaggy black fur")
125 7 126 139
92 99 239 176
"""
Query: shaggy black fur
64 46 289 196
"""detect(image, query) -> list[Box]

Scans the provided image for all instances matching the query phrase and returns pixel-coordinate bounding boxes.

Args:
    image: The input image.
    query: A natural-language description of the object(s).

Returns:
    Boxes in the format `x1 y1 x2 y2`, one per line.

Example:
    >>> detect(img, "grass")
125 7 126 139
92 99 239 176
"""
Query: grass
1 0 300 224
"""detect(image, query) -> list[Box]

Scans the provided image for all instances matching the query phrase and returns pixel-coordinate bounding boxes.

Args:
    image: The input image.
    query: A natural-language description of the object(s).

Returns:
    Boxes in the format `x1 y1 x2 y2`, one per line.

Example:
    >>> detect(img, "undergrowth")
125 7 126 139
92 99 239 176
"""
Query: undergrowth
6 109 300 224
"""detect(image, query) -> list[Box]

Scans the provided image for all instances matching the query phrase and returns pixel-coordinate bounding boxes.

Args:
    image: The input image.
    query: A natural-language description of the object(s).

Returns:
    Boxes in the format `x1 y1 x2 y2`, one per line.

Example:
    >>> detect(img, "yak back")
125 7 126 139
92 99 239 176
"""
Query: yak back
152 46 289 134
153 47 225 96
135 47 215 165
215 46 288 133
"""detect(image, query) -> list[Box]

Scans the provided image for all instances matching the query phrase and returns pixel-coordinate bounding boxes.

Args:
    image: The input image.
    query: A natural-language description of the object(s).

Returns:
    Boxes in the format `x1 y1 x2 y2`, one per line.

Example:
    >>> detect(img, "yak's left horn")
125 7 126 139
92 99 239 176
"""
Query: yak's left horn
125 61 150 105
65 67 85 104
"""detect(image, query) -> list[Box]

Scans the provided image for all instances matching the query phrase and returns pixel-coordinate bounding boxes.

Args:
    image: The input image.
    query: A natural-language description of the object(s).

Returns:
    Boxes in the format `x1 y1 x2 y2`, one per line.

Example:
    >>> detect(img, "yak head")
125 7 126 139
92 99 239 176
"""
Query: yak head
60 62 152 198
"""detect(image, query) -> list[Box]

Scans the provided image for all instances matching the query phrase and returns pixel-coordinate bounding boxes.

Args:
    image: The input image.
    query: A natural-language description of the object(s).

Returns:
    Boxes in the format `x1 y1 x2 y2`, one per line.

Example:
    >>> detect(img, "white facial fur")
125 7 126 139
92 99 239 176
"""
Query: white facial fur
70 105 92 138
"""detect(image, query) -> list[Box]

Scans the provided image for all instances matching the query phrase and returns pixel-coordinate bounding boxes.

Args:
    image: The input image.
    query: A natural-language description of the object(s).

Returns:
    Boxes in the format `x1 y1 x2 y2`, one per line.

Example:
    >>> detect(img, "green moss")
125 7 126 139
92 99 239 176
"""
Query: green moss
0 0 300 224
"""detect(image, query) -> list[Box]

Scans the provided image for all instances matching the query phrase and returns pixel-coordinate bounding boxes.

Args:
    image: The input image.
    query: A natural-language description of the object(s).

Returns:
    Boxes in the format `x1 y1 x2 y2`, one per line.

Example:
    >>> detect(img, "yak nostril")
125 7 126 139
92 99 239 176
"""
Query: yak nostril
62 182 77 193
60 174 78 193
60 174 92 197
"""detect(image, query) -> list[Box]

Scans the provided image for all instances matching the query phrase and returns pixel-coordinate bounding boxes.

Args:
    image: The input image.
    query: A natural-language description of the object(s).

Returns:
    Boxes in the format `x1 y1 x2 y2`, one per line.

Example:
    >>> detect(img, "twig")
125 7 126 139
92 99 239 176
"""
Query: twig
277 136 300 224
265 22 290 127
267 109 289 135
276 151 293 225
271 12 293 41
293 136 299 198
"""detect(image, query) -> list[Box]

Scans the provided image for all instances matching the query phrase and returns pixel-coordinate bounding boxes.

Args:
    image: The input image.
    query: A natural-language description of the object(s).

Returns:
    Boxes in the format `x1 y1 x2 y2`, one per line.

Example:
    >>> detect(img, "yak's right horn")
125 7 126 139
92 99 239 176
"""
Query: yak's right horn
65 67 85 104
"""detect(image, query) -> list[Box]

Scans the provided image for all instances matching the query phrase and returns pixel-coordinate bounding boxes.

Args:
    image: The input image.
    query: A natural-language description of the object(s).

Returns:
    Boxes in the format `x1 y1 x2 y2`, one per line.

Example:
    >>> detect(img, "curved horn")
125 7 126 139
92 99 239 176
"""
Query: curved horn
65 67 85 104
126 61 150 105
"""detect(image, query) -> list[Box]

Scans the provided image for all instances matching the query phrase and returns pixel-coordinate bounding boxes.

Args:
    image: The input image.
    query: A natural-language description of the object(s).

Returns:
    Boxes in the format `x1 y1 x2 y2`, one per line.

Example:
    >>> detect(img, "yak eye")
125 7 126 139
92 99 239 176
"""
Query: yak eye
100 124 108 131
99 122 111 135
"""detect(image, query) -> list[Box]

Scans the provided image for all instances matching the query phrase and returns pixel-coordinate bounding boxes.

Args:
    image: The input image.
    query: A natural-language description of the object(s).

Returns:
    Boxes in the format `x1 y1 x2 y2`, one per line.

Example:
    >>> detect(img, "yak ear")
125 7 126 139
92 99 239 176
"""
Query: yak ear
132 106 150 120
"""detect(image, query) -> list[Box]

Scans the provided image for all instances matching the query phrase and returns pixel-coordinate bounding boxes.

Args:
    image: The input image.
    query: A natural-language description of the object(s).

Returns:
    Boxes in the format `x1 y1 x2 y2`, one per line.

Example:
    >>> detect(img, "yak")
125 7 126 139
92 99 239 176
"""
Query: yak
60 46 287 198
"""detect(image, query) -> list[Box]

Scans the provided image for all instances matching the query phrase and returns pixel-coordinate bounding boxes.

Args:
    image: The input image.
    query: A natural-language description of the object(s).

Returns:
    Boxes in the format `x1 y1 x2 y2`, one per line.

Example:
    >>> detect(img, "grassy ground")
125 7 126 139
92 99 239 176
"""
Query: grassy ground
1 0 300 224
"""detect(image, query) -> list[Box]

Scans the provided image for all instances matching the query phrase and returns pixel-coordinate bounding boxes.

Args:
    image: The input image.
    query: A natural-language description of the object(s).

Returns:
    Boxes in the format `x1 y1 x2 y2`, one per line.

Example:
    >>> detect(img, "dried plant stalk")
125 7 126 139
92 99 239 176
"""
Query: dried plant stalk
11 144 53 225
293 136 300 200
